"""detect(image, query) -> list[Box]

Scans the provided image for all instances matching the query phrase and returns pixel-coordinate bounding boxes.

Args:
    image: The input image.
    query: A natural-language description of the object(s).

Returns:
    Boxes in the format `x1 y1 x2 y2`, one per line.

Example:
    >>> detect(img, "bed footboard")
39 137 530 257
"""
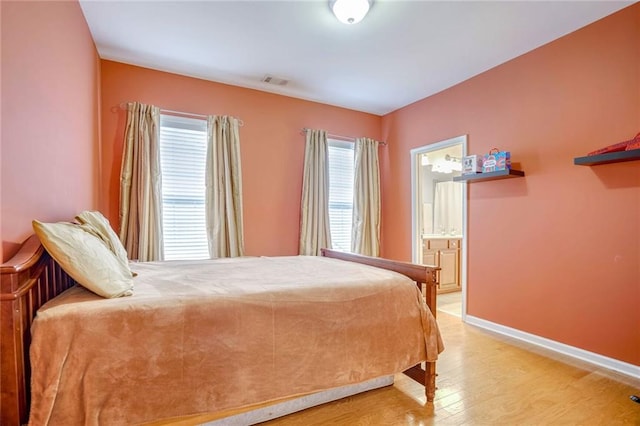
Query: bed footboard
1 235 76 425
321 249 439 402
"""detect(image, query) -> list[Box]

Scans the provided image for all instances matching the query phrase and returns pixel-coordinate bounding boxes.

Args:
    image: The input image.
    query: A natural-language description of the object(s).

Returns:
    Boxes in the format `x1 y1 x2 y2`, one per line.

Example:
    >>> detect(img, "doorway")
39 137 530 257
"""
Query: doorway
410 135 467 320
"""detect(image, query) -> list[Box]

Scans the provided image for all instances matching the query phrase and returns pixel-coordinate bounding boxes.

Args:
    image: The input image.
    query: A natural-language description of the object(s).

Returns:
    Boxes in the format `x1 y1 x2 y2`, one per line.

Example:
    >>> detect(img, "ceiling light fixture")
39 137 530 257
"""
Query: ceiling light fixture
330 0 371 25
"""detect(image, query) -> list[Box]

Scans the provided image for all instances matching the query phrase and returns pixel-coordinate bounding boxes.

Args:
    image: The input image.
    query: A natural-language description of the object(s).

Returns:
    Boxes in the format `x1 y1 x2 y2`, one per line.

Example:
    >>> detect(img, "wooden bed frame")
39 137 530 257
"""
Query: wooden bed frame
0 236 439 425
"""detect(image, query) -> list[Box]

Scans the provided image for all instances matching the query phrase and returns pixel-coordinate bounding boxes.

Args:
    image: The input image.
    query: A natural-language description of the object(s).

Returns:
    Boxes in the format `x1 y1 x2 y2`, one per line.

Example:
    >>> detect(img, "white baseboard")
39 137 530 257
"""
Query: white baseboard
465 315 640 380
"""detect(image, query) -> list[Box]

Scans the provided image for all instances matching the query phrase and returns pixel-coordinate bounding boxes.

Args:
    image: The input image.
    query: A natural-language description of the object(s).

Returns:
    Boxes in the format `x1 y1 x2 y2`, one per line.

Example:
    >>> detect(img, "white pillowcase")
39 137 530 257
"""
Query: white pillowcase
75 210 134 277
32 220 134 298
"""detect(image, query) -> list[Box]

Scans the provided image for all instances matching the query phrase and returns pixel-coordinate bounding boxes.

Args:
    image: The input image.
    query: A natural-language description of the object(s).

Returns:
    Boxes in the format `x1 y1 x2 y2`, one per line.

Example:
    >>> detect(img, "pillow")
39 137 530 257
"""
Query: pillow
32 220 134 298
75 210 134 277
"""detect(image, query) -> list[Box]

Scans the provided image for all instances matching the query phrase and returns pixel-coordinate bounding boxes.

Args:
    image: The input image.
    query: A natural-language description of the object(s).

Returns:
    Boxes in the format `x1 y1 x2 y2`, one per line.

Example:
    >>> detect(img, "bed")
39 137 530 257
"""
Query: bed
0 235 442 425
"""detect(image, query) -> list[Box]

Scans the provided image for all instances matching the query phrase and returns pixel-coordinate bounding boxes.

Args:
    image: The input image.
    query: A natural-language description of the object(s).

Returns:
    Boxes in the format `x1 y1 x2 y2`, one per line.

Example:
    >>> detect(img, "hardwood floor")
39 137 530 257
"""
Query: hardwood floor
261 311 640 425
436 291 462 317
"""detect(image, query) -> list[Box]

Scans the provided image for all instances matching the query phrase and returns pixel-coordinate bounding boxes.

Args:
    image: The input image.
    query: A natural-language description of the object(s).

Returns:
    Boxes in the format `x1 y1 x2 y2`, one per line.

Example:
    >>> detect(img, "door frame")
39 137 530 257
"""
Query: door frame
410 135 468 320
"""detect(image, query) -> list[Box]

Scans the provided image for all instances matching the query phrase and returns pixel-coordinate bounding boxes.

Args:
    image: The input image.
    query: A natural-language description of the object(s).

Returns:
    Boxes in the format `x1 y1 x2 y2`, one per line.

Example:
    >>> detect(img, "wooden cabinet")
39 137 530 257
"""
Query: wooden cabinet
422 237 461 293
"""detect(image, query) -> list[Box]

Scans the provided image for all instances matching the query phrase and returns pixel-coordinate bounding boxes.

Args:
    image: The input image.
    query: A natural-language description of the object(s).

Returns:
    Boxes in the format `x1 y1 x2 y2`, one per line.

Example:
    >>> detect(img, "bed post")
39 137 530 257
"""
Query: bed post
1 236 76 425
425 271 438 402
0 281 27 426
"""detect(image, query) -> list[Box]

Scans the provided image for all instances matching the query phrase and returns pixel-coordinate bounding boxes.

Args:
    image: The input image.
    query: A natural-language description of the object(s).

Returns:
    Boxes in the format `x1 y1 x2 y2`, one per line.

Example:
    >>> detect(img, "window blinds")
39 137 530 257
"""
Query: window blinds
159 114 209 260
327 139 354 252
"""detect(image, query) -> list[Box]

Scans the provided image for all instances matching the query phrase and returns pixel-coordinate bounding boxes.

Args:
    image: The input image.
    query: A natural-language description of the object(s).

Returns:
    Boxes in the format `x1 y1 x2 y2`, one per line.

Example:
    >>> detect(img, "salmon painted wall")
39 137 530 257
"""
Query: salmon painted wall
99 61 381 257
1 0 100 262
381 4 640 365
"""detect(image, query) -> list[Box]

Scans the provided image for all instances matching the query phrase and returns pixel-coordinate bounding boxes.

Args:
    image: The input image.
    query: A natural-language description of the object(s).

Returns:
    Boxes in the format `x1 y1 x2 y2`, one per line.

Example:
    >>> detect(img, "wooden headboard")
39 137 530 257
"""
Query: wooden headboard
0 235 77 425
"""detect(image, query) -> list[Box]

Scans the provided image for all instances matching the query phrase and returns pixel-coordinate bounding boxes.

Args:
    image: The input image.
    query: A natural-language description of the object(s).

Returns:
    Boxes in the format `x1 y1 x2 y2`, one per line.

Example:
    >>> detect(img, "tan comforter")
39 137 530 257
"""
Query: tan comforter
29 256 443 425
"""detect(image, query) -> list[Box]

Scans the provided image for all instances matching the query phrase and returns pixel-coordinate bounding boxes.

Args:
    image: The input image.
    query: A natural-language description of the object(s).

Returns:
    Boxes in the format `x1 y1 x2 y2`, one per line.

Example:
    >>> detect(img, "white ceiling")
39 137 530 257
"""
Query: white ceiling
79 0 633 115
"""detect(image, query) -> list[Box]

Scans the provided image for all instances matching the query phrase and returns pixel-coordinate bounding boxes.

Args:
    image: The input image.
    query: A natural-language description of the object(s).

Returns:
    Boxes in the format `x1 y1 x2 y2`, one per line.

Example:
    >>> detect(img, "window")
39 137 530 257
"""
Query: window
327 139 354 251
159 114 209 260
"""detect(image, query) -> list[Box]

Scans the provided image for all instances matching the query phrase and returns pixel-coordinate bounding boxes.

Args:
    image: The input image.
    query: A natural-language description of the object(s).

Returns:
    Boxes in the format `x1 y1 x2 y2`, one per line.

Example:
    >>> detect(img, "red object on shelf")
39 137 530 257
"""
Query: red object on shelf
588 132 640 155
624 133 640 151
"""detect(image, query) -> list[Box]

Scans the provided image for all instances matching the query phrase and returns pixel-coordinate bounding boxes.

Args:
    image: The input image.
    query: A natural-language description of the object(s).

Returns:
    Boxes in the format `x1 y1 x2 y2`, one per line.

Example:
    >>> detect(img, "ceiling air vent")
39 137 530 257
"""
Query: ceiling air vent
261 75 289 86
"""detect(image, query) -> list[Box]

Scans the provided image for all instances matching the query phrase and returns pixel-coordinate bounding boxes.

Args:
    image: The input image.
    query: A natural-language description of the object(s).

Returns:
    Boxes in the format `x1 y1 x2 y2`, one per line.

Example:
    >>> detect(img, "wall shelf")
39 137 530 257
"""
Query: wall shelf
453 169 525 182
573 148 640 166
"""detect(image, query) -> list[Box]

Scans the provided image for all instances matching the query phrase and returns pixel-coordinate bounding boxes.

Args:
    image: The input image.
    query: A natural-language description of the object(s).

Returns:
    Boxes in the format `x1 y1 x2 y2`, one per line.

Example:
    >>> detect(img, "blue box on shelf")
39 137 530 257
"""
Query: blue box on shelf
482 149 511 173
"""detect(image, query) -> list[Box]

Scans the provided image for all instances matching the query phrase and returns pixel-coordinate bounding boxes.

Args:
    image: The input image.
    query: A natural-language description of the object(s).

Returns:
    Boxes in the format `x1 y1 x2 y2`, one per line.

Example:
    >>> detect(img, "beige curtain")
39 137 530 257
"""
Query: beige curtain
205 115 244 258
119 102 164 261
299 129 332 255
351 137 380 256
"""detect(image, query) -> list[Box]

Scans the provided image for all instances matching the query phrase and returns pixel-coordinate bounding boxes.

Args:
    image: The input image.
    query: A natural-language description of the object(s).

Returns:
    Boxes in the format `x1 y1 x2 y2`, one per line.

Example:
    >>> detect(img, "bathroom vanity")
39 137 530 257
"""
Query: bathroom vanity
422 236 461 293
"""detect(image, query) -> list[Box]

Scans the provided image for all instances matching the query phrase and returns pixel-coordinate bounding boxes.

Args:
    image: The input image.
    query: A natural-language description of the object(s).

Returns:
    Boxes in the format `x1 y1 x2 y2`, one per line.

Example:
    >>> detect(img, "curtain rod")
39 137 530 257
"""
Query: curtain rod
117 103 243 126
301 128 387 146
